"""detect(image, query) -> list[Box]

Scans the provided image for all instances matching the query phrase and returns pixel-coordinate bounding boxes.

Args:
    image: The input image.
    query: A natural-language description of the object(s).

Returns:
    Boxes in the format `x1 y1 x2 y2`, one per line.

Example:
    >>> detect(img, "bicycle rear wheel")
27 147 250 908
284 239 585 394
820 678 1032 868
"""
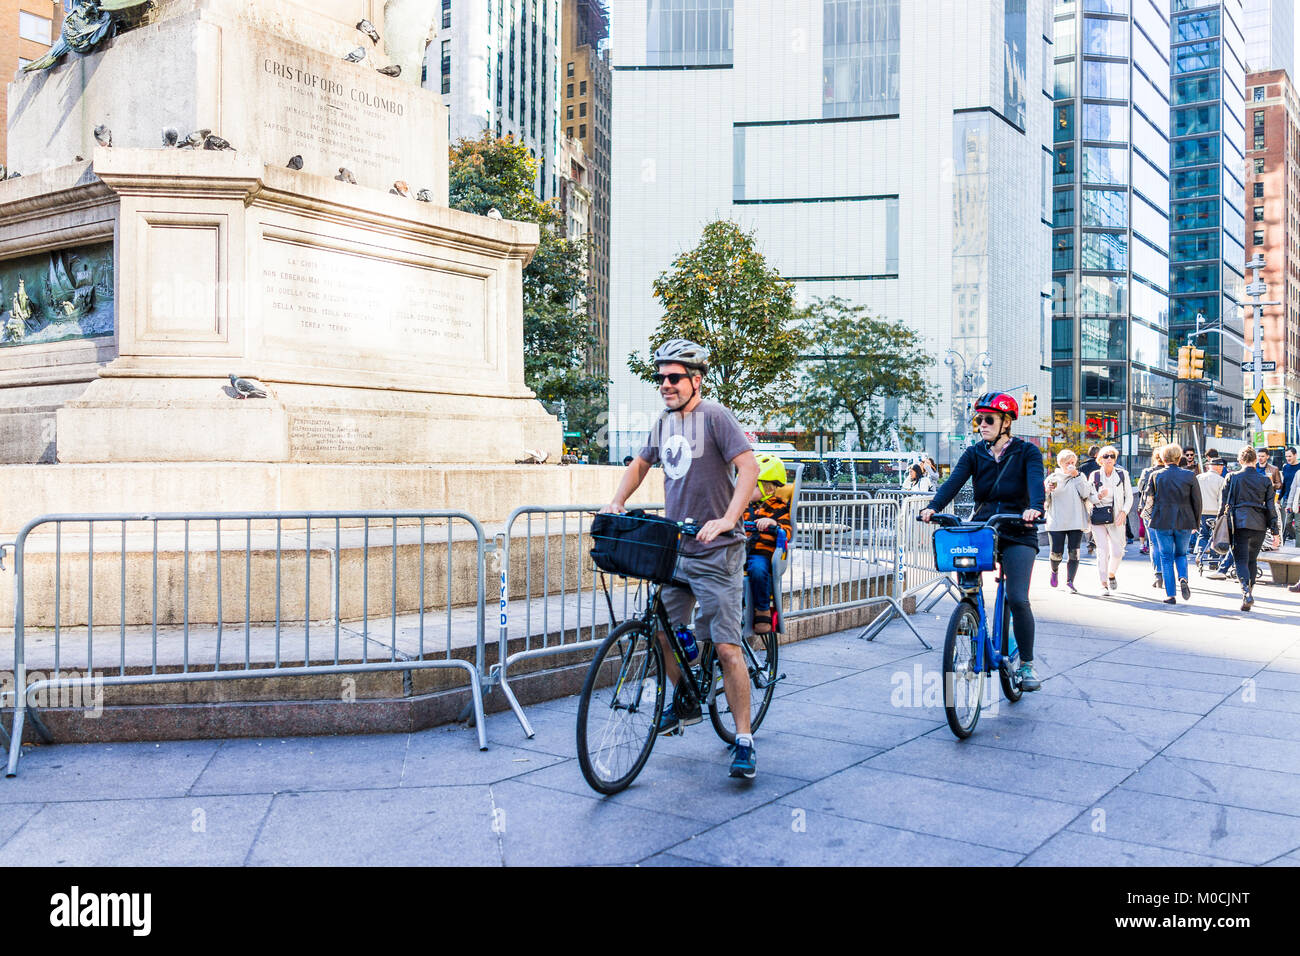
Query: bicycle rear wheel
576 621 665 794
942 600 983 739
708 629 778 745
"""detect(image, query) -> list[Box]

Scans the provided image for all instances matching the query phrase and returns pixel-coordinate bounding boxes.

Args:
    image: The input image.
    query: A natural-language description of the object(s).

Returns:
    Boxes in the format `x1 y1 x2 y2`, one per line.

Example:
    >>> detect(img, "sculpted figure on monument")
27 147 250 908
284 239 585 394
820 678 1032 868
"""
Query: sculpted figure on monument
21 0 151 74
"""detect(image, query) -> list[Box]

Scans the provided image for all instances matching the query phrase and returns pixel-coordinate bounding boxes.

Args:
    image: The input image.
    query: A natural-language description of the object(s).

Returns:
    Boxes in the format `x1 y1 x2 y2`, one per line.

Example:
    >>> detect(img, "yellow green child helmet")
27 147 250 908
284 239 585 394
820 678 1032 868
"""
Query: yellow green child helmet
755 453 787 485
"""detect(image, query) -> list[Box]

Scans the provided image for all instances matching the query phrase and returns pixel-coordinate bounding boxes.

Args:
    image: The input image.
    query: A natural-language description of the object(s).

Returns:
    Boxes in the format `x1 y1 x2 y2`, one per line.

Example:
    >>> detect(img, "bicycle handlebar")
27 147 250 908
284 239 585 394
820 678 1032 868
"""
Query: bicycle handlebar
918 511 1045 529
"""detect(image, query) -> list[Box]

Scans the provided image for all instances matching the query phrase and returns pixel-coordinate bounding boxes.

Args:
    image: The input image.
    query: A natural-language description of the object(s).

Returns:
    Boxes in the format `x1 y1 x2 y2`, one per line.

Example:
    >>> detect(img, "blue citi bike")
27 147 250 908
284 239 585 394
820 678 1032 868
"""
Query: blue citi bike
924 511 1045 739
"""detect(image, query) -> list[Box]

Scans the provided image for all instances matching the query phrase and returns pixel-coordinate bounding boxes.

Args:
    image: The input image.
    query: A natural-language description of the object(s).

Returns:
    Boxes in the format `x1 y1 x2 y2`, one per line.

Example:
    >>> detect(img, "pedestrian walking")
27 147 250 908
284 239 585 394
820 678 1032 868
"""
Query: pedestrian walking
1079 446 1101 554
1219 446 1282 610
1136 450 1164 585
1044 449 1091 593
1086 445 1132 595
902 462 936 494
1146 443 1202 605
1287 465 1300 548
1194 456 1228 557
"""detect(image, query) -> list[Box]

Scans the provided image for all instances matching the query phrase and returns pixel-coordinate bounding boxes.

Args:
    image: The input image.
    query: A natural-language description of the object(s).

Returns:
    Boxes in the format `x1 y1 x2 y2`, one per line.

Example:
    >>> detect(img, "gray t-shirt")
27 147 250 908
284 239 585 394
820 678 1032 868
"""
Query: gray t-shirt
638 399 751 554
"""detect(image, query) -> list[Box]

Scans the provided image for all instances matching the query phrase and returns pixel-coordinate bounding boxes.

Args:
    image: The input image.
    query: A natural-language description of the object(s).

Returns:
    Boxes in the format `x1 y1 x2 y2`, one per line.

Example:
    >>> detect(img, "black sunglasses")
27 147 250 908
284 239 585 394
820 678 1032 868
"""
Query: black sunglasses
975 414 998 426
1100 453 1117 459
653 372 692 386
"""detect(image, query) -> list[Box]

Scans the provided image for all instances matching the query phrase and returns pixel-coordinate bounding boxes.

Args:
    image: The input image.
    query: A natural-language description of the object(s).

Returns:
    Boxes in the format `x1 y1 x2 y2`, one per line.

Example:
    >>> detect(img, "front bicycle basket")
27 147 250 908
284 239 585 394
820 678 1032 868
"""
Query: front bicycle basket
589 510 681 583
932 525 997 573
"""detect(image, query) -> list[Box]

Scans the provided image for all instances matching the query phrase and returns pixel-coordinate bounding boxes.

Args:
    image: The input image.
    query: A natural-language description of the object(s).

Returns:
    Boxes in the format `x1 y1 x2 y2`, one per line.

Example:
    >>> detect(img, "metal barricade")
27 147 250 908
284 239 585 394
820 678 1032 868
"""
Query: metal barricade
4 510 490 776
489 504 663 738
892 496 962 615
785 498 929 648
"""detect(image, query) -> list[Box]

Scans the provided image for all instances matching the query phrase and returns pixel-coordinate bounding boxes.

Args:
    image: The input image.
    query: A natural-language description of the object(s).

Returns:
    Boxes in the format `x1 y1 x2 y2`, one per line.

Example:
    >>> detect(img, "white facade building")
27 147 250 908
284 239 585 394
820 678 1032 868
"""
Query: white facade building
1243 0 1295 77
608 0 1053 463
425 0 562 199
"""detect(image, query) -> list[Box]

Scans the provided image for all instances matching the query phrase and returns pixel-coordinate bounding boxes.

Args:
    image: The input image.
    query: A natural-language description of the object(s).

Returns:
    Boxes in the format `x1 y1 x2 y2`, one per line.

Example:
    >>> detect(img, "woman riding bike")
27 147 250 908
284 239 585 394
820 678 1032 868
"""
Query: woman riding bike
920 391 1046 690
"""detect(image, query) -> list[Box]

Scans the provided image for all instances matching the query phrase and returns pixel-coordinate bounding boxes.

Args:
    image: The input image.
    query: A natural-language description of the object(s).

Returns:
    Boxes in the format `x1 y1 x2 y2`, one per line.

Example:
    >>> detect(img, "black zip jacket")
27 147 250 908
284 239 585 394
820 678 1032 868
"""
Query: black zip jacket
927 438 1046 549
1145 464 1202 531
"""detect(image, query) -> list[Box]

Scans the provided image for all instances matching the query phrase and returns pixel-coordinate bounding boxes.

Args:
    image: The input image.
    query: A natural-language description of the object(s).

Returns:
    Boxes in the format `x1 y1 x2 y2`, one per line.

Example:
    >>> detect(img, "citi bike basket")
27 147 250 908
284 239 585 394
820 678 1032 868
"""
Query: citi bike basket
925 512 1043 739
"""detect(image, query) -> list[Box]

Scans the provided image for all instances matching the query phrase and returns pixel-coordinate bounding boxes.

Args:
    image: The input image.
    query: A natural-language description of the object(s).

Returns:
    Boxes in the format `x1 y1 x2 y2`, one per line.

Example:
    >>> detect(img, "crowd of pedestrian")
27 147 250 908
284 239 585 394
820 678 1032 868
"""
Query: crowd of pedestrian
1039 442 1296 612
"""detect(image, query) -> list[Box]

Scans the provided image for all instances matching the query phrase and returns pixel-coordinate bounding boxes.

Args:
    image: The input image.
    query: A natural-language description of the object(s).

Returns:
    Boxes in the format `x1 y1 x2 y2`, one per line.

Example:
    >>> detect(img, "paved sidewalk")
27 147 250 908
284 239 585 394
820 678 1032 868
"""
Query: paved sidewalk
2 545 1298 866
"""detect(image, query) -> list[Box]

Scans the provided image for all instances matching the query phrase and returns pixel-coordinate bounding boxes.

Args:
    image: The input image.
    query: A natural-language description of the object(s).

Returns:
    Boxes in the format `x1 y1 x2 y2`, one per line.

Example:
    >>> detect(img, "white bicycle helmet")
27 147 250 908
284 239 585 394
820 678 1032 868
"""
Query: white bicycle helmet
652 338 710 373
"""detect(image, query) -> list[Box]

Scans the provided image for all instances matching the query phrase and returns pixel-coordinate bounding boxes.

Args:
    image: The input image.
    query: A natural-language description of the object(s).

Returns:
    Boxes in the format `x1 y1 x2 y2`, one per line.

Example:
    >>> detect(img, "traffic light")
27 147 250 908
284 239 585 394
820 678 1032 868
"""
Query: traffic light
1215 424 1223 438
1021 392 1037 417
1177 345 1191 378
1189 346 1205 380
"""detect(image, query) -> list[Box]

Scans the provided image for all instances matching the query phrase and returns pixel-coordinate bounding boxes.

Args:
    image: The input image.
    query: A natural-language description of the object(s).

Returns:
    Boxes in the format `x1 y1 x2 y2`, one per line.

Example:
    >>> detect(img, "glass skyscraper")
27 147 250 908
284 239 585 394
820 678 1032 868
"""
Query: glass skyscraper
1051 0 1174 464
1169 0 1247 445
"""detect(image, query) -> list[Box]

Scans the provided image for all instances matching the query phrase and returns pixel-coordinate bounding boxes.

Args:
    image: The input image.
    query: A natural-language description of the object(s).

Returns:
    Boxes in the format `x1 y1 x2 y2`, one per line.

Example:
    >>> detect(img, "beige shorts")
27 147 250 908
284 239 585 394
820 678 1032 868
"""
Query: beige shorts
660 541 745 646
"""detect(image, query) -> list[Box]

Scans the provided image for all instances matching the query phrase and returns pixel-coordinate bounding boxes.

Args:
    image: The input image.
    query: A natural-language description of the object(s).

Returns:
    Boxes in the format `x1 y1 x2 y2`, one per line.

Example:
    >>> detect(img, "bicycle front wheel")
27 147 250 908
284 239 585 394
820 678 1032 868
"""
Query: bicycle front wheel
576 620 665 795
708 629 778 745
943 601 984 739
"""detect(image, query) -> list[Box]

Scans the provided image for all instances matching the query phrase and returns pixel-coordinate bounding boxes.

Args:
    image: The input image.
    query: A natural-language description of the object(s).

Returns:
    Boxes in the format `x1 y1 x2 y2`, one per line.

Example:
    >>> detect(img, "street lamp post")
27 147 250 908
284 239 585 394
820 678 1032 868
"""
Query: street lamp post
944 350 992 448
1243 254 1281 446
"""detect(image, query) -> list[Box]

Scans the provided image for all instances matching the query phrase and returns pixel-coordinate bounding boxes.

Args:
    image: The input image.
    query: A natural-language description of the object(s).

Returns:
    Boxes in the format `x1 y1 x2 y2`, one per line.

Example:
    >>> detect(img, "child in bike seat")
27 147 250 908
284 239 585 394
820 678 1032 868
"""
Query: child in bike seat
744 453 793 634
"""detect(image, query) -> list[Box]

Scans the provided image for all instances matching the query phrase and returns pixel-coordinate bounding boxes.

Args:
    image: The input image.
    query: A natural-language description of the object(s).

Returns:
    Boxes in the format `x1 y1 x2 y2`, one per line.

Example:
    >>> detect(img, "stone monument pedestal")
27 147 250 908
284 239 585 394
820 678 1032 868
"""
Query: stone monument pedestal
1 0 565 472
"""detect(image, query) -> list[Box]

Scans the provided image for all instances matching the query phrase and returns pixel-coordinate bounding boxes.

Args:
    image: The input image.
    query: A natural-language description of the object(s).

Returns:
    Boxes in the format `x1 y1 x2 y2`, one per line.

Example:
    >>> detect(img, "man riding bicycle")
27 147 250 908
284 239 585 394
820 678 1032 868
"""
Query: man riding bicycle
920 391 1046 691
602 339 761 779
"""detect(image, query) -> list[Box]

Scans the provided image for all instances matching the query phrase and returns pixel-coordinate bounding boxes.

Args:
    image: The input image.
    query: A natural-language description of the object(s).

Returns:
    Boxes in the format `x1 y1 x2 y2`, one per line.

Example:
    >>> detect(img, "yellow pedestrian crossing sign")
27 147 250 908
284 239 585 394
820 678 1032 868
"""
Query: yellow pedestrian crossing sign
1252 389 1272 424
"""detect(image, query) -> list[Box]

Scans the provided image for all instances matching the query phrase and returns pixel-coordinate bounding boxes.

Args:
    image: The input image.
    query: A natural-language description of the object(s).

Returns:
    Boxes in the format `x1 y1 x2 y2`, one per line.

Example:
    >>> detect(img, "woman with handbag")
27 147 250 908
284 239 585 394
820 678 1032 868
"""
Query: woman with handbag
1146 443 1202 605
1136 450 1166 588
1218 446 1282 611
1087 445 1132 595
1044 449 1091 593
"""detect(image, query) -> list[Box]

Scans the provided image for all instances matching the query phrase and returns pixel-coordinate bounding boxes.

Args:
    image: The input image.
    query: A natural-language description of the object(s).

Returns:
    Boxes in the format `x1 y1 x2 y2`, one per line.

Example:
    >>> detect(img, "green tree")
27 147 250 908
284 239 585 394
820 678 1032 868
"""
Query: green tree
448 132 606 455
628 220 806 423
780 296 935 449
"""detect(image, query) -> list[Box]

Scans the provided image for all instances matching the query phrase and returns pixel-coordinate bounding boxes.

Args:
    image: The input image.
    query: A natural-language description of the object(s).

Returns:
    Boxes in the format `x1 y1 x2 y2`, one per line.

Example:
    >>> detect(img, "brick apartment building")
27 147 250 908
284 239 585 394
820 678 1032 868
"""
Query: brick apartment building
1245 68 1300 443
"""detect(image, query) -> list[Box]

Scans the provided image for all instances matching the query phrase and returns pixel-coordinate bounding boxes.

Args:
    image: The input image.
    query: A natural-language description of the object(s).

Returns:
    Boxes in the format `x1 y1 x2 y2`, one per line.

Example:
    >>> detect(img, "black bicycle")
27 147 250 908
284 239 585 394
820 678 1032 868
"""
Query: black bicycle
577 518 782 794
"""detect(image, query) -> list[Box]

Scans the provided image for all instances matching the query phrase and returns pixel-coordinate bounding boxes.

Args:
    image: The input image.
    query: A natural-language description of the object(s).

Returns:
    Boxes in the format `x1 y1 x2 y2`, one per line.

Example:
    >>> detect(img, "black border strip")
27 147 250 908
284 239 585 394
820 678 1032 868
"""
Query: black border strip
734 194 898 205
612 64 733 71
953 105 1026 135
735 114 899 127
783 274 899 282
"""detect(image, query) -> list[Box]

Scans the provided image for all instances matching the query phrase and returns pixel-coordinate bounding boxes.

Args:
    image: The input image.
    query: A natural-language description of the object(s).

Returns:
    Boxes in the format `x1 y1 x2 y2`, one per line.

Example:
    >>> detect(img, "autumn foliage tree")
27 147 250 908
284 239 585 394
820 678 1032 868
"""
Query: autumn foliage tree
628 220 806 424
779 297 935 449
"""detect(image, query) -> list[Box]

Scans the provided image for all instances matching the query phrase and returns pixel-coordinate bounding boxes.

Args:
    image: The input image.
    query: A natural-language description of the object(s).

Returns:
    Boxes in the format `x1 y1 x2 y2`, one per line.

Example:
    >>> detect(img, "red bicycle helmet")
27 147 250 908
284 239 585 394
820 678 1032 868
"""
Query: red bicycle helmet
973 391 1019 420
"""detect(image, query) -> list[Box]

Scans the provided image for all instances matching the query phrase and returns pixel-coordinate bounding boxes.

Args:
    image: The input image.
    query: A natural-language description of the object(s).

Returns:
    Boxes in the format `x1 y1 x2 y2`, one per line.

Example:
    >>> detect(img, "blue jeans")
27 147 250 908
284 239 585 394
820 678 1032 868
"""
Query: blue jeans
1194 515 1214 554
1151 529 1193 597
1148 523 1163 571
746 553 773 612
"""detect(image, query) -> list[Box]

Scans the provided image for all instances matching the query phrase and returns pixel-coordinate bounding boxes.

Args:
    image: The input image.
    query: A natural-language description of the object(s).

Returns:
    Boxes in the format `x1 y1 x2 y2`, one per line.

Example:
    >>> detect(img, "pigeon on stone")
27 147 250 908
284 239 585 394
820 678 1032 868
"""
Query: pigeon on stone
487 208 503 220
162 127 179 147
376 64 401 77
75 155 84 162
229 373 267 399
515 449 549 465
5 171 19 180
203 134 236 151
179 129 213 149
93 124 112 147
390 180 410 197
415 189 433 202
336 167 357 184
356 19 381 43
343 46 366 63
287 155 304 170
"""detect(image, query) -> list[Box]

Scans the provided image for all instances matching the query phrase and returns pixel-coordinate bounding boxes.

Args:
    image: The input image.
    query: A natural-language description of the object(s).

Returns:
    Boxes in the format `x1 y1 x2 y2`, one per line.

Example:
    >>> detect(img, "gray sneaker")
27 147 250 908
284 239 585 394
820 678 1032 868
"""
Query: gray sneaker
1016 662 1042 692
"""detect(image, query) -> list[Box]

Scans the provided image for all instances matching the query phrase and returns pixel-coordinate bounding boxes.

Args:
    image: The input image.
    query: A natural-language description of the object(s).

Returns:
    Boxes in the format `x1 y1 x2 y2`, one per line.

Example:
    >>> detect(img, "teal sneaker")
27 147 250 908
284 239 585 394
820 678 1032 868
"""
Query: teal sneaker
728 739 757 779
1015 662 1042 692
656 688 702 735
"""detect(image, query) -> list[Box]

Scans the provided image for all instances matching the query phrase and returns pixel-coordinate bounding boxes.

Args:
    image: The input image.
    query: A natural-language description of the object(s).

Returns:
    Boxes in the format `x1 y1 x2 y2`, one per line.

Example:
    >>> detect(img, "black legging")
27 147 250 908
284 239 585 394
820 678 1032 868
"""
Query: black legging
1233 529 1267 590
999 543 1037 662
1048 529 1083 585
